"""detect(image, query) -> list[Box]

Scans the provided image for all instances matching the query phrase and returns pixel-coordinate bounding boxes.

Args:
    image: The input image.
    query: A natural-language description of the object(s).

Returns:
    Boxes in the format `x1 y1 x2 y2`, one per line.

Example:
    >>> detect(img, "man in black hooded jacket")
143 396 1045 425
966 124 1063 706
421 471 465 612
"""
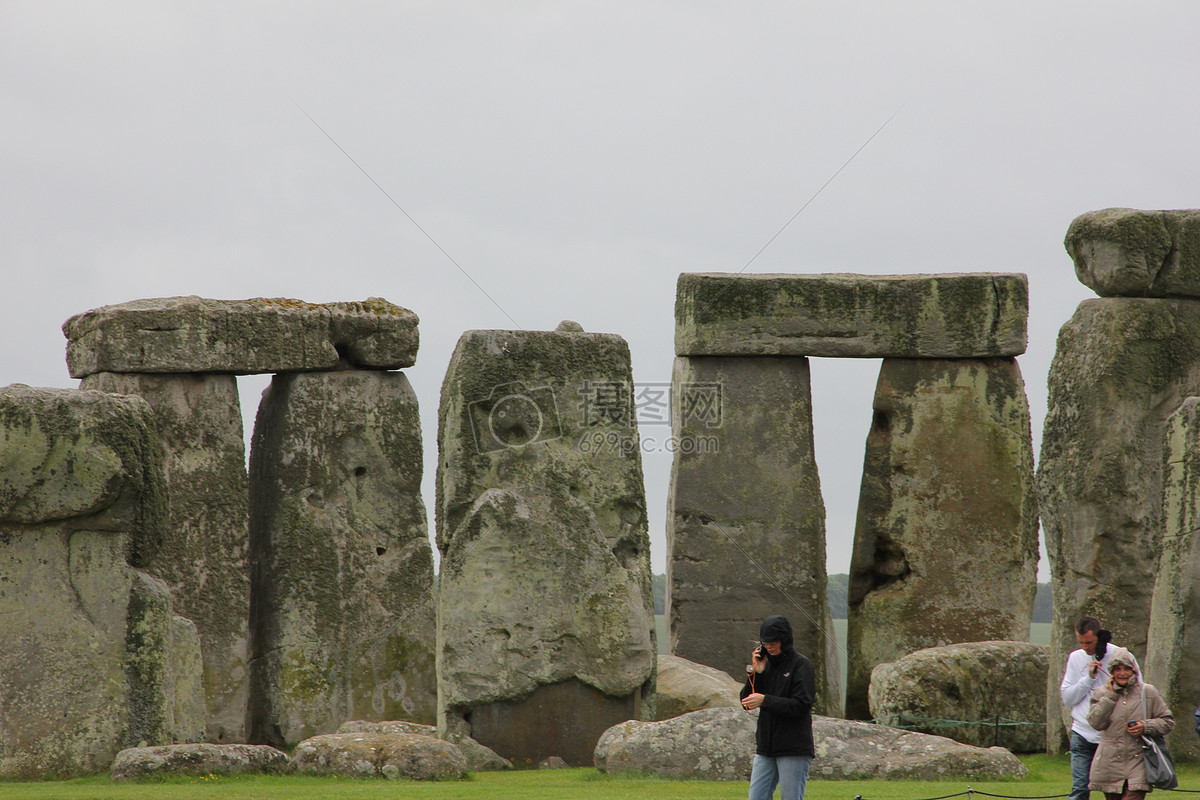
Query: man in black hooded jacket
739 615 815 800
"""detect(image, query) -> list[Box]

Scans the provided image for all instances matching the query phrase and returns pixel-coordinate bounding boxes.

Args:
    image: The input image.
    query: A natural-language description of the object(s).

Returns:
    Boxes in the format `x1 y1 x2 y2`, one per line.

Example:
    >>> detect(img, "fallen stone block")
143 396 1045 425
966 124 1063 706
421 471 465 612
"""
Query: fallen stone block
594 708 1027 780
868 641 1049 753
63 296 418 378
110 743 290 780
335 720 510 771
675 273 1028 358
650 654 742 721
291 732 467 780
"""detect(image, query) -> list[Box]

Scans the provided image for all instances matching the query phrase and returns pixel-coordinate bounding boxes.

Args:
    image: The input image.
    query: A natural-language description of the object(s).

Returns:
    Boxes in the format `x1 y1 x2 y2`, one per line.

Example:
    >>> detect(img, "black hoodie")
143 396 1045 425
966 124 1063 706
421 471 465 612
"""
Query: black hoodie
739 615 816 758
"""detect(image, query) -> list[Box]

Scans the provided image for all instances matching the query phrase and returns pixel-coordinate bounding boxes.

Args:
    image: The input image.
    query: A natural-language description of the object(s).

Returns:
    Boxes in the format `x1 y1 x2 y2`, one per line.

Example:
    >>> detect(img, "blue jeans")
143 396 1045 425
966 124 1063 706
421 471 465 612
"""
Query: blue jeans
1070 732 1098 800
749 754 812 800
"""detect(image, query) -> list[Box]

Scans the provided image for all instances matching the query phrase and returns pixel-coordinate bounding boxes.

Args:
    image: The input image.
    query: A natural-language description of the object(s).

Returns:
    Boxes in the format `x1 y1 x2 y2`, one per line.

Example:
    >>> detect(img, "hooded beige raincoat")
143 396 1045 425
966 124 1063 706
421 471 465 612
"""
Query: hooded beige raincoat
1086 648 1174 794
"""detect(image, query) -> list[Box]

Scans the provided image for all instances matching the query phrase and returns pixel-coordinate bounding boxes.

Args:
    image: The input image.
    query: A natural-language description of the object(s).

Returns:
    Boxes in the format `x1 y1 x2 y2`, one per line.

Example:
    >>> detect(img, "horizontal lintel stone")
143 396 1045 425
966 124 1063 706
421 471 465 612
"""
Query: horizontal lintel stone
675 272 1028 358
63 296 418 378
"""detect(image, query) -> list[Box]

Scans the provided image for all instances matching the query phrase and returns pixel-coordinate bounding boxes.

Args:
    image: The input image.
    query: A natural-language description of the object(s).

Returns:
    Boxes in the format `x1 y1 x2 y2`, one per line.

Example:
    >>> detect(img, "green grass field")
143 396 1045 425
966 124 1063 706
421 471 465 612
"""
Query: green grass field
1 755 1197 800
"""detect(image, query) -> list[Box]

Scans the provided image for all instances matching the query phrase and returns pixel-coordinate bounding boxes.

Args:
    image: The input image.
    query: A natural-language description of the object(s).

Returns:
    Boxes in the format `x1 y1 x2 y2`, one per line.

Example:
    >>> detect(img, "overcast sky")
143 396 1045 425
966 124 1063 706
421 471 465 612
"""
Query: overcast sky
4 2 1198 580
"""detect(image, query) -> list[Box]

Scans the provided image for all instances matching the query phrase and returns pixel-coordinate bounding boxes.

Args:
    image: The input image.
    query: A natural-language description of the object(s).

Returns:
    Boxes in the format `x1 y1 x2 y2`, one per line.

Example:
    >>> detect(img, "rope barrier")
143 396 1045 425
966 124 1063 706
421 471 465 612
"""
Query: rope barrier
854 785 1200 800
876 714 1048 748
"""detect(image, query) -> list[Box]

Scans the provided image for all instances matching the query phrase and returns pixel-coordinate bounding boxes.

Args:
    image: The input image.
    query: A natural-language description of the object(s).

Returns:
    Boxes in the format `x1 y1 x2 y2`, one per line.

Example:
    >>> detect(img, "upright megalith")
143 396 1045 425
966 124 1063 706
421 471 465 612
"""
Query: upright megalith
666 355 840 716
1144 398 1200 763
247 370 436 748
0 384 201 777
436 324 655 767
80 372 250 742
1041 209 1200 751
845 358 1038 719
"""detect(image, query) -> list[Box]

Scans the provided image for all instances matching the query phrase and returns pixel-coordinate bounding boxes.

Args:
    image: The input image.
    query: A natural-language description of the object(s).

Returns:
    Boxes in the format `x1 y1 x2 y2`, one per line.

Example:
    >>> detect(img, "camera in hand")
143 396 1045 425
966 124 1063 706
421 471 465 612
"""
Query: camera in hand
1095 629 1112 662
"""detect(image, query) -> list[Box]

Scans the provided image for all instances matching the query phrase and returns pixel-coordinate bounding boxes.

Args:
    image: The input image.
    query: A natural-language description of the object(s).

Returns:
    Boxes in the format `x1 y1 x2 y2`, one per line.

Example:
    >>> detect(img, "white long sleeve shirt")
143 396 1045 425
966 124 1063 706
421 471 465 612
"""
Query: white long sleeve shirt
1059 645 1138 743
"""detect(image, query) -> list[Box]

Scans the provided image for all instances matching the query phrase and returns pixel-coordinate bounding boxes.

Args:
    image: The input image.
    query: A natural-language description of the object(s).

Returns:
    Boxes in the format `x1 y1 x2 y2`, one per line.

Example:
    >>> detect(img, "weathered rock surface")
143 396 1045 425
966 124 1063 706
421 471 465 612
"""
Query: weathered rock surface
846 358 1038 719
1066 208 1200 297
675 273 1028 358
336 720 510 771
64 296 418 378
594 707 753 780
651 654 742 720
247 370 436 748
868 641 1049 753
110 743 290 779
0 385 197 777
292 731 467 780
81 372 250 742
338 719 437 737
667 356 839 714
1145 398 1200 762
0 384 166 551
436 327 655 766
1038 297 1200 751
594 708 1027 780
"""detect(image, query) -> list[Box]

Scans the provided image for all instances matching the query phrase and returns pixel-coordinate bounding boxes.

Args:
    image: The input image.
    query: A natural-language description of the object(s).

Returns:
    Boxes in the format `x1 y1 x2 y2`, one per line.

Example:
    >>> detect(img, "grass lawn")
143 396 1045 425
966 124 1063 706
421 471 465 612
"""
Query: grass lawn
2 755 1197 800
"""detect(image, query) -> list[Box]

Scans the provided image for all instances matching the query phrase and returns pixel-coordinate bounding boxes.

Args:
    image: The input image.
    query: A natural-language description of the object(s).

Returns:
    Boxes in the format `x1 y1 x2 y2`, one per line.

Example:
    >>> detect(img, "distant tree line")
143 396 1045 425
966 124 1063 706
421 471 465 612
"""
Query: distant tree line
653 573 1051 623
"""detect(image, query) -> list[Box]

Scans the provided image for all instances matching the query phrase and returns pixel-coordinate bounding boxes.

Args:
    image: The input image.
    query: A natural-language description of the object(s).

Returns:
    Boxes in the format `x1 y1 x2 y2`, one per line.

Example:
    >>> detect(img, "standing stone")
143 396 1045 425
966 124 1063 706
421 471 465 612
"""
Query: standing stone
1145 398 1200 762
667 356 839 716
846 358 1038 720
1039 297 1200 751
247 370 435 748
0 385 199 777
80 372 250 742
436 326 655 766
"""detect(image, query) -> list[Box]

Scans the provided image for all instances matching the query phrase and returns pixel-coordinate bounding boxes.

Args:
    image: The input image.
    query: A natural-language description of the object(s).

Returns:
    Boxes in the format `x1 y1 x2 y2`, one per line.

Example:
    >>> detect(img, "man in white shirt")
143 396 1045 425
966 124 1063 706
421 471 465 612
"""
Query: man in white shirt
1059 616 1136 800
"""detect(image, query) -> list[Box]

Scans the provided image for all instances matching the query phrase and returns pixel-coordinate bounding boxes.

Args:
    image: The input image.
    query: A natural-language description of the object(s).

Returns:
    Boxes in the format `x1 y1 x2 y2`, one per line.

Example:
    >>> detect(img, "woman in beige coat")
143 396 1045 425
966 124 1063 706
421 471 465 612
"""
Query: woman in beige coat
1086 647 1174 800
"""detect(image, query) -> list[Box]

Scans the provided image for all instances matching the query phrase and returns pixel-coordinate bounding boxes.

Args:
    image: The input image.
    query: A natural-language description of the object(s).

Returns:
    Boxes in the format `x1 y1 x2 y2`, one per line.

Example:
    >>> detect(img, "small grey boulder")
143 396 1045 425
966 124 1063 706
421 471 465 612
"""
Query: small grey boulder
292 731 467 780
651 654 742 720
110 744 290 780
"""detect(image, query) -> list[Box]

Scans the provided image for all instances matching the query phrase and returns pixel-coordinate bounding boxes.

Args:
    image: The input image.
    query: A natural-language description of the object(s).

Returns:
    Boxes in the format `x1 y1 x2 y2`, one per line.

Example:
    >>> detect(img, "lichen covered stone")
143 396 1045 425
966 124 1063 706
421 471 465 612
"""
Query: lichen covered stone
675 273 1028 358
667 355 839 715
594 708 1028 780
1144 398 1200 763
1038 297 1200 751
0 385 192 777
846 358 1038 719
63 296 418 378
1066 208 1200 297
436 328 655 765
81 372 249 743
868 641 1048 753
247 370 435 748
